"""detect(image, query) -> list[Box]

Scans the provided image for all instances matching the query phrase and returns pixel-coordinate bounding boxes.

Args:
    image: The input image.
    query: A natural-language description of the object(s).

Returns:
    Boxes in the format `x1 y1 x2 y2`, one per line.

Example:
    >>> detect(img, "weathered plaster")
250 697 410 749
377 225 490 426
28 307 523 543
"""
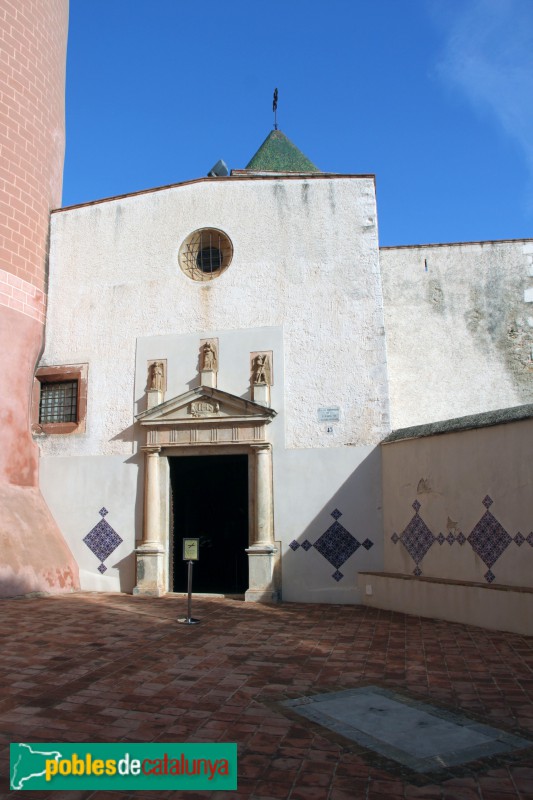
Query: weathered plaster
380 240 533 429
0 307 79 598
0 483 78 598
381 417 533 587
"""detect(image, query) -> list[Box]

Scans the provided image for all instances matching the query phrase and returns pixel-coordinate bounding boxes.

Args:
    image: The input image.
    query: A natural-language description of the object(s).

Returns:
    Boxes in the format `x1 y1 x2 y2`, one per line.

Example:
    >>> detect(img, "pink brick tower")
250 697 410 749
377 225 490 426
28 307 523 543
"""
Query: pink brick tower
0 0 79 595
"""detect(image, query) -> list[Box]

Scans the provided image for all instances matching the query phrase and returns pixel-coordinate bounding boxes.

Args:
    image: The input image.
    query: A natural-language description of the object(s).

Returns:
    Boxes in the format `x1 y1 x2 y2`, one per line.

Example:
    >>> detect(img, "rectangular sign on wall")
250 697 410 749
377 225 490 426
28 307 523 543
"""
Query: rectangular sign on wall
317 407 340 422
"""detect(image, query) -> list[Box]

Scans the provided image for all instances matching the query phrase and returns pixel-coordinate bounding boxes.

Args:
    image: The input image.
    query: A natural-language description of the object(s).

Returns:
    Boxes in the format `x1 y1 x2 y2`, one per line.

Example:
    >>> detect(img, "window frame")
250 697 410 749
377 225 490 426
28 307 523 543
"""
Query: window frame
32 364 88 435
178 227 233 282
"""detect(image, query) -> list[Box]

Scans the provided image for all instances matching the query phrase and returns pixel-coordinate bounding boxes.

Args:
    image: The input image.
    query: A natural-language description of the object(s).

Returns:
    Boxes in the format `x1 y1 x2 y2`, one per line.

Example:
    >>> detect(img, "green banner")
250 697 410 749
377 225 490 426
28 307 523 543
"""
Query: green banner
10 742 237 791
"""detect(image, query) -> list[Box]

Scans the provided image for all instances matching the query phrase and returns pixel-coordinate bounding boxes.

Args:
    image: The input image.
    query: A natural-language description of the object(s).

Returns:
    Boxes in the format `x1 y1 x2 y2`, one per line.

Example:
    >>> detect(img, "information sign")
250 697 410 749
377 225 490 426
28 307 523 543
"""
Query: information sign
318 406 340 422
182 538 199 561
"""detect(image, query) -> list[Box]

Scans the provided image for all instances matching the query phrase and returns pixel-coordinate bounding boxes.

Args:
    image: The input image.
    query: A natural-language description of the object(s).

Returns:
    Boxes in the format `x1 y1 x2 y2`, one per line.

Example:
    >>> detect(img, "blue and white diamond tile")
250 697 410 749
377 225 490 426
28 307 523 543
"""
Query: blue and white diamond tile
292 510 372 582
456 532 466 545
485 569 496 584
446 533 455 545
467 504 512 575
514 532 525 546
391 532 399 544
436 533 445 545
527 533 533 547
99 507 108 517
314 520 360 569
399 502 435 574
83 510 122 573
413 566 422 577
482 495 493 509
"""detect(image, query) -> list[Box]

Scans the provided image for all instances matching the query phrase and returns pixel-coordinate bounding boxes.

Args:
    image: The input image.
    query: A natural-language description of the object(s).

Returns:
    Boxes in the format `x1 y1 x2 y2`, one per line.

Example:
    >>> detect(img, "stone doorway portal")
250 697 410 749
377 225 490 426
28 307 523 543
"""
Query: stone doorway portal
169 454 249 594
134 385 280 601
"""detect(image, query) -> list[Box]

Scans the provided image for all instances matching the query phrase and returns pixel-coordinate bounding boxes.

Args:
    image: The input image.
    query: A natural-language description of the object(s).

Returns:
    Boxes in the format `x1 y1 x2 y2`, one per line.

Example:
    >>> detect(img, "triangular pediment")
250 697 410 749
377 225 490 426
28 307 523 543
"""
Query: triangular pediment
136 385 276 426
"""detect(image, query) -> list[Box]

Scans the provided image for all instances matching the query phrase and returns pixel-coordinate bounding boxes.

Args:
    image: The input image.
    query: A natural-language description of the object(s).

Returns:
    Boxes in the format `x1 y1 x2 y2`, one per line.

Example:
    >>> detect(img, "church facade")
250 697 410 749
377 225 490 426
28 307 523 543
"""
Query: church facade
32 129 533 630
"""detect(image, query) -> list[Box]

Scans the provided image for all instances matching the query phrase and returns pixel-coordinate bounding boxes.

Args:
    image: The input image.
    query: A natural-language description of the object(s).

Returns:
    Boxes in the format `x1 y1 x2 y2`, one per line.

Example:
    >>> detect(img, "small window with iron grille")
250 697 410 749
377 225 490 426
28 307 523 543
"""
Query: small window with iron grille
32 364 88 435
39 380 78 424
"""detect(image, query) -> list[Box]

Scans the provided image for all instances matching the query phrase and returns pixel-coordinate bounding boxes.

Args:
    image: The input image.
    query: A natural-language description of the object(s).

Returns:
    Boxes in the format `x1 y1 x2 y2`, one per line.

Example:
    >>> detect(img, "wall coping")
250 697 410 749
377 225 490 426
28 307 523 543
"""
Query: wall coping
381 403 533 444
380 237 533 250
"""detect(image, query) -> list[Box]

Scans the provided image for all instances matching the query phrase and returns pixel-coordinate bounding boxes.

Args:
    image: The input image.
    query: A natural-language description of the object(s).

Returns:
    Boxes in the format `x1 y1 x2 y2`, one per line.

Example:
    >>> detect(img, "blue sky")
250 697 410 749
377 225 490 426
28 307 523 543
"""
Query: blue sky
63 0 533 246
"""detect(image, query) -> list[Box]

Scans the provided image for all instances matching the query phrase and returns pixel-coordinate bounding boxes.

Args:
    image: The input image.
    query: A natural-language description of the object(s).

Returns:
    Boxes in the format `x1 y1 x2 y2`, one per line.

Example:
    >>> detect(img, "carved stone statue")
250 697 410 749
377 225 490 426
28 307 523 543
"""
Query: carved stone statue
148 361 165 392
201 341 218 371
252 353 271 385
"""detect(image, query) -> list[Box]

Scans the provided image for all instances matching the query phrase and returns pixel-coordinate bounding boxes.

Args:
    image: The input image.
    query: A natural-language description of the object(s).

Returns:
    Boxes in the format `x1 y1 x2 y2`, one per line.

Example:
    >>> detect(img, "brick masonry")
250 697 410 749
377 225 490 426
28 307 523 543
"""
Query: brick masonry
0 0 67 288
0 267 45 323
0 0 79 596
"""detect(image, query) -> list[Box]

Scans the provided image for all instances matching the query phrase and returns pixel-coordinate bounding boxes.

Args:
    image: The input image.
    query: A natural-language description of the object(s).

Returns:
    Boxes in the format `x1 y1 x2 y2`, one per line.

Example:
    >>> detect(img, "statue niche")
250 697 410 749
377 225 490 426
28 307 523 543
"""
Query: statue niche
252 353 271 386
201 341 218 371
148 361 165 392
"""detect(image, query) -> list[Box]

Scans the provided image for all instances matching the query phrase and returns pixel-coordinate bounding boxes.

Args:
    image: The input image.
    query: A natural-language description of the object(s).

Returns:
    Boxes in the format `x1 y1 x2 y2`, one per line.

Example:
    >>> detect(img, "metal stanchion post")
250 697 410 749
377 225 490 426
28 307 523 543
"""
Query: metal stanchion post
178 538 200 624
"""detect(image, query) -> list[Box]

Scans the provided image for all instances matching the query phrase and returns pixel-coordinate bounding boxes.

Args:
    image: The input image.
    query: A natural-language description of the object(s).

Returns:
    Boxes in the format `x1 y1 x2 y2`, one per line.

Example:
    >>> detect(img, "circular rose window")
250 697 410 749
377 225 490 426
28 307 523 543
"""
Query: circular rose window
178 228 233 282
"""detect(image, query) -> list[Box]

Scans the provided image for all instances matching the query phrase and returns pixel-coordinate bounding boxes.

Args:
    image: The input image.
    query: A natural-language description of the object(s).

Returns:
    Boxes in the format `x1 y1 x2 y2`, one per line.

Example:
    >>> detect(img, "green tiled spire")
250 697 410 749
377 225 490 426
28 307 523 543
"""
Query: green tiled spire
245 130 320 172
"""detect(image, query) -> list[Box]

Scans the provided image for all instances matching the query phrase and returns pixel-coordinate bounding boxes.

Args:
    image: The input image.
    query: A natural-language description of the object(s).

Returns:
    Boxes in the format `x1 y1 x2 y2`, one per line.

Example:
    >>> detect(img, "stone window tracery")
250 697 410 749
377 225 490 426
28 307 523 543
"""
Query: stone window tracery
178 228 233 282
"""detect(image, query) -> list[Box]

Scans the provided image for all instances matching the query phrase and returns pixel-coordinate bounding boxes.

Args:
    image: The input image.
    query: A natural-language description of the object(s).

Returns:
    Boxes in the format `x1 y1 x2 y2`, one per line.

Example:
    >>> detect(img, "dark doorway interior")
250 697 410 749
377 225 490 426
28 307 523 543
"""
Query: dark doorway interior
169 454 249 594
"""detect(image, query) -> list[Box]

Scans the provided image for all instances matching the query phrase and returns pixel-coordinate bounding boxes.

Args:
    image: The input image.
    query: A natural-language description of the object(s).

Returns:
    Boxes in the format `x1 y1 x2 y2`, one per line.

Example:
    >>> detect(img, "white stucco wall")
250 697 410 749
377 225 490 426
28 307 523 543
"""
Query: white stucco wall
37 173 533 603
40 455 139 592
380 239 533 429
278 445 383 604
41 175 390 457
37 174 388 600
39 442 383 600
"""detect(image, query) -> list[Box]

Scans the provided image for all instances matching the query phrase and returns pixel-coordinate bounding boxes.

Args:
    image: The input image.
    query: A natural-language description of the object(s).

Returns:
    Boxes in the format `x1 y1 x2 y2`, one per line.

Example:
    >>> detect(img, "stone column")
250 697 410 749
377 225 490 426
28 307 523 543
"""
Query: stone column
143 447 161 545
133 446 166 596
252 443 274 546
245 443 280 603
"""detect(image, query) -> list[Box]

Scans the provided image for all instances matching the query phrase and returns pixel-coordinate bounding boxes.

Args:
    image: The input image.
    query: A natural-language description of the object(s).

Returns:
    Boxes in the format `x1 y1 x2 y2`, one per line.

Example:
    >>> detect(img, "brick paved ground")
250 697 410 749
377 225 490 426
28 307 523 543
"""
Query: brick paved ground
0 593 532 799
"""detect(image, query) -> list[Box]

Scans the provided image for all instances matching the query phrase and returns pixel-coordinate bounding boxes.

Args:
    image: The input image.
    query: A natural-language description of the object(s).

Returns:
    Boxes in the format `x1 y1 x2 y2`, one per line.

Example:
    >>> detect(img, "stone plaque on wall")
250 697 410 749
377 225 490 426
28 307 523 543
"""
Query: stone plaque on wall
318 407 340 422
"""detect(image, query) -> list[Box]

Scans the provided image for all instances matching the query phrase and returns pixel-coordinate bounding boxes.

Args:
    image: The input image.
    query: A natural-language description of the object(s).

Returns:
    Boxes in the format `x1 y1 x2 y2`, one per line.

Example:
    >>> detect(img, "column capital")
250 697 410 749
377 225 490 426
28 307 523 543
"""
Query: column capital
251 442 272 453
142 445 161 454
